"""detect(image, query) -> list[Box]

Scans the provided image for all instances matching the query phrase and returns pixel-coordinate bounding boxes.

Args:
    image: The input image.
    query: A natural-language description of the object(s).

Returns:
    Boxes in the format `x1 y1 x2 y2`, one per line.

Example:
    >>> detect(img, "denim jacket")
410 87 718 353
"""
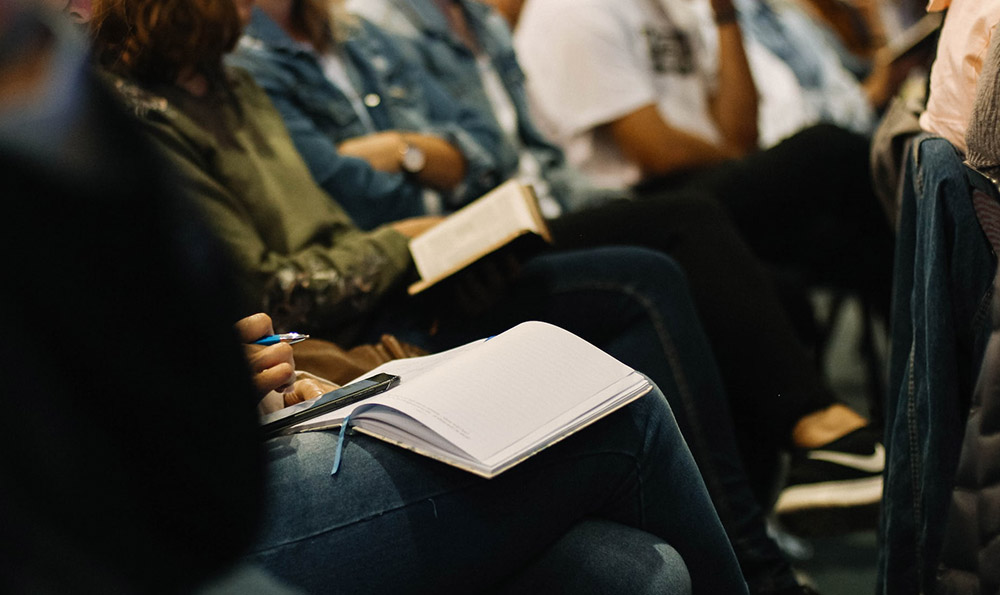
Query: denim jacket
351 0 624 212
735 0 874 136
878 136 996 594
228 9 504 229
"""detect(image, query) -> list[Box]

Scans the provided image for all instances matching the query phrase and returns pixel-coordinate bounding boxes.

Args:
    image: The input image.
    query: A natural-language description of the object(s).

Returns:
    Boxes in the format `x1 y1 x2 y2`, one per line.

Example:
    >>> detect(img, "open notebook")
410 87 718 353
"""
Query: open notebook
283 321 652 478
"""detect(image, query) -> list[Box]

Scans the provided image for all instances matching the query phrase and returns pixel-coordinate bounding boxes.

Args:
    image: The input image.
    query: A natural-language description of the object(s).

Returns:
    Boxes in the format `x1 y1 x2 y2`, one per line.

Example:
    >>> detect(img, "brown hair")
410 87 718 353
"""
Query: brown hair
293 0 356 54
292 0 333 54
90 0 243 84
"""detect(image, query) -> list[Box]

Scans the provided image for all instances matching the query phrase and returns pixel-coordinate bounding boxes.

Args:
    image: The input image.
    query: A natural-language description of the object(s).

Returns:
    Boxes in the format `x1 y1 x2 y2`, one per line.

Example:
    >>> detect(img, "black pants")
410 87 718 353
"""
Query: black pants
666 124 895 313
549 124 893 490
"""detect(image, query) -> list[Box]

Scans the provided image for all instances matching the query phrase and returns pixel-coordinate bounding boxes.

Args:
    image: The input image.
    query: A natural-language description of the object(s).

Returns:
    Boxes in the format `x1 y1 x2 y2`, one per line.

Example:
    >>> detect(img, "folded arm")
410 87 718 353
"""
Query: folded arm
142 119 414 338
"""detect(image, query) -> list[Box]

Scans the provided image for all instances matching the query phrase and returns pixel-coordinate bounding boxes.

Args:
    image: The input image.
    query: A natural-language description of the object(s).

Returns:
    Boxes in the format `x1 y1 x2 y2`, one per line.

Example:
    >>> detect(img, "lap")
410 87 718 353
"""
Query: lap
248 391 663 593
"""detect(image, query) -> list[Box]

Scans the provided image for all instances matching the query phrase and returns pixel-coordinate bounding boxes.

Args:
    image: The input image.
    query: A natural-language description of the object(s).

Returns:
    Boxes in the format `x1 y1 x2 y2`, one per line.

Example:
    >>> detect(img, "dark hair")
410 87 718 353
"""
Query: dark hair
294 0 334 53
91 0 243 83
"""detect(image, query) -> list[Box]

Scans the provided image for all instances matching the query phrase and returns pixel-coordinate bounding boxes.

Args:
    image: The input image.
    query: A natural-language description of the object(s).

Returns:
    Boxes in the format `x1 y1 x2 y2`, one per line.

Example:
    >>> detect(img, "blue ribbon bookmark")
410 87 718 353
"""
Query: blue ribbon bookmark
330 414 354 476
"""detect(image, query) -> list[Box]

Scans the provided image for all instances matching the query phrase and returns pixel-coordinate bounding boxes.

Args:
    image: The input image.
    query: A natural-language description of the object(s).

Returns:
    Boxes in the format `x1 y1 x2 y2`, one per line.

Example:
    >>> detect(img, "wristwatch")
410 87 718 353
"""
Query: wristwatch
399 141 427 175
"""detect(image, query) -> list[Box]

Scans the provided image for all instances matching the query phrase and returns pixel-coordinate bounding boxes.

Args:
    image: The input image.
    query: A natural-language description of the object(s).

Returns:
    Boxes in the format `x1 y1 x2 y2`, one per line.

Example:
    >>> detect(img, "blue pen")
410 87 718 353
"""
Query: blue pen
253 332 310 346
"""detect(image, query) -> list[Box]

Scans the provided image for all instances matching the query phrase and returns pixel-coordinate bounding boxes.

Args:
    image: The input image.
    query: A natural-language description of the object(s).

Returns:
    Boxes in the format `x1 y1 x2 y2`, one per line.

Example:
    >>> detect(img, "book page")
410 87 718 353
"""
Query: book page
350 322 637 464
409 180 541 283
291 339 489 429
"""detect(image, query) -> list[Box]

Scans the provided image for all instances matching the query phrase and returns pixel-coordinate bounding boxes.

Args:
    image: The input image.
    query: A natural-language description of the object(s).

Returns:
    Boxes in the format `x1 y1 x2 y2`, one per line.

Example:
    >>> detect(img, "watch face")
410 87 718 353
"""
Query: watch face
402 144 427 174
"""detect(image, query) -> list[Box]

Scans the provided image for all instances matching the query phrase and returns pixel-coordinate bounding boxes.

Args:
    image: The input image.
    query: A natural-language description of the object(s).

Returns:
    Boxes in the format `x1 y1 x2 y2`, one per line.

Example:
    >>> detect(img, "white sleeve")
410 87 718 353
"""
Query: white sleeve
514 0 659 138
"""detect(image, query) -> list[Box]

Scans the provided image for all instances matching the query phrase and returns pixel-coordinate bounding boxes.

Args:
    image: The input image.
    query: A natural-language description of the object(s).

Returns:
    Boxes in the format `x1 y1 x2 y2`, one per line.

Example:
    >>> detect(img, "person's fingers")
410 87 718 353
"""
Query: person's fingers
234 312 274 343
284 378 334 407
256 362 296 395
247 342 296 394
248 342 295 373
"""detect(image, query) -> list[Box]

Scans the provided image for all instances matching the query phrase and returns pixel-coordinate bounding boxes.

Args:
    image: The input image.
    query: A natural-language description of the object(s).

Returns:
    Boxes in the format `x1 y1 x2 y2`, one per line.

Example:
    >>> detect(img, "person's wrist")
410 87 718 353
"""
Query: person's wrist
397 133 427 175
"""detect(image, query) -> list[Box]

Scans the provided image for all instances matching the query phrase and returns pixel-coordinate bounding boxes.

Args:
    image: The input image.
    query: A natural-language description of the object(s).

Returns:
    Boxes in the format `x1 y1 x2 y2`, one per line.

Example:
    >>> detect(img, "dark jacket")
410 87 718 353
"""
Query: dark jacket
0 14 263 593
935 180 1000 595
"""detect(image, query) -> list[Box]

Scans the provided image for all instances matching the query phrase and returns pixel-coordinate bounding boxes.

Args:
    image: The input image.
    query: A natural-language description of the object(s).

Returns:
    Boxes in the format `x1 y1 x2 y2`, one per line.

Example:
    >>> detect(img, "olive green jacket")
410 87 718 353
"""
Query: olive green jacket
109 68 413 340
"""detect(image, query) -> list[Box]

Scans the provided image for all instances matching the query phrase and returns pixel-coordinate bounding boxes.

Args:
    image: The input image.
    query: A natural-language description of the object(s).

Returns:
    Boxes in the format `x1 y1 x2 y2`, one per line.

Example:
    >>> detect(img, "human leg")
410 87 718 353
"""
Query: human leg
548 194 834 472
495 519 691 595
626 126 887 518
679 123 895 316
413 247 800 594
247 386 747 594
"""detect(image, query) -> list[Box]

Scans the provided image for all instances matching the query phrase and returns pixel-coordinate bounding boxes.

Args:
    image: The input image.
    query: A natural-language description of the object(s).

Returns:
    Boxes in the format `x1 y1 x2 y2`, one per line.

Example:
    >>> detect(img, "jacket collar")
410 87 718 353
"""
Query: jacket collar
244 7 306 53
391 0 454 37
391 0 505 59
389 0 490 52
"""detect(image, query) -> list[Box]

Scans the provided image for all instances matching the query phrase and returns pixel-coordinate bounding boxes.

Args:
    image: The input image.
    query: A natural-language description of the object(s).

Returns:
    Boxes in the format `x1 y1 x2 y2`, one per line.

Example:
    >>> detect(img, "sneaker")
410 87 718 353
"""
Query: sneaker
774 425 883 535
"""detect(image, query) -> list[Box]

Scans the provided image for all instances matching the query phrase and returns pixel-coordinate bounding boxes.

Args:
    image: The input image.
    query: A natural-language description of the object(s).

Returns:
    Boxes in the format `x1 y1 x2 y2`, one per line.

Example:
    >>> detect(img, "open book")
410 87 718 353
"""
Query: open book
281 321 652 478
408 180 552 295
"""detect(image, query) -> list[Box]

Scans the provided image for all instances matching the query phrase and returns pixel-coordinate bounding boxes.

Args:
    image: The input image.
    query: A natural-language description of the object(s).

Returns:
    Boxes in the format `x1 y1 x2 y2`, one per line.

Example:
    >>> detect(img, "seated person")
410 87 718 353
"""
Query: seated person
235 312 741 594
73 0 799 592
506 0 893 313
918 0 1000 156
0 7 747 593
0 5 269 590
719 0 881 143
233 0 507 229
346 0 877 583
243 0 881 540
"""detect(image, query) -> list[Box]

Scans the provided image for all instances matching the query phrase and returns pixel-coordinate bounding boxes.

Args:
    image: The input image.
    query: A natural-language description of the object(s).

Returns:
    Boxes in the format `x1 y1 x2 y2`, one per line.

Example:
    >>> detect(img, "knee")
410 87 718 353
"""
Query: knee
599 246 689 291
505 519 692 595
796 123 869 157
626 382 679 435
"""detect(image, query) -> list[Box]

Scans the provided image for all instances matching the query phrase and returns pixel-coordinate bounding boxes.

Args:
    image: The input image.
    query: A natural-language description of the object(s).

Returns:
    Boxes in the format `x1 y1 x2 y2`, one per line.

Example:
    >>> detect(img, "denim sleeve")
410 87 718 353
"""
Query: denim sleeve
419 67 506 207
376 28 506 208
235 55 428 230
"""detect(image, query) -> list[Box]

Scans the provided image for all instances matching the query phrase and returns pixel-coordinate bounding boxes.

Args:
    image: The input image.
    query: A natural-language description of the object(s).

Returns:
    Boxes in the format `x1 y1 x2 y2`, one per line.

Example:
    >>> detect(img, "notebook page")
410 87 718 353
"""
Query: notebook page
294 339 487 428
354 321 634 463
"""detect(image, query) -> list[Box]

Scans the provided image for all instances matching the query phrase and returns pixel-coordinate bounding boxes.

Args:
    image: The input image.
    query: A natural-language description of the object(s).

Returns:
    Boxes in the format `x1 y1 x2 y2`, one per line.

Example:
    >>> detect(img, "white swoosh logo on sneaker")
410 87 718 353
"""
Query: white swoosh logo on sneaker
807 443 885 473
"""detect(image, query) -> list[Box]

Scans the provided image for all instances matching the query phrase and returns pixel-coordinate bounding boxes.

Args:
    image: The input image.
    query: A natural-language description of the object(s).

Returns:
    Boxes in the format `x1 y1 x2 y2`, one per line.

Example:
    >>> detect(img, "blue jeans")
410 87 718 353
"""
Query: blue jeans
247 385 745 594
498 519 692 594
878 137 996 594
365 246 795 593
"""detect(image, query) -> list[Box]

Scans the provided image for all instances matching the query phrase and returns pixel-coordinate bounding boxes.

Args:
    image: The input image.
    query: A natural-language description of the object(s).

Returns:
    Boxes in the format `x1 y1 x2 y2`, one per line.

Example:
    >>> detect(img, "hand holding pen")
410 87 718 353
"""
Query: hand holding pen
235 313 303 396
252 332 310 346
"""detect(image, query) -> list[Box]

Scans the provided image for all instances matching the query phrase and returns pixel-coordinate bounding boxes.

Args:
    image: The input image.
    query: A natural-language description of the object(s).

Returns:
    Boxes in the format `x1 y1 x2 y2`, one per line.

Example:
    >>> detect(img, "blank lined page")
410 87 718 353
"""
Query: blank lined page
360 321 634 462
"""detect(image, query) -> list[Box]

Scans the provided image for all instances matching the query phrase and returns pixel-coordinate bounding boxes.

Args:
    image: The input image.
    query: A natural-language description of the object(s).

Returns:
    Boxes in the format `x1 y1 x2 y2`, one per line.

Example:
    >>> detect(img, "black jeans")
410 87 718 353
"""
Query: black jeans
550 193 831 486
674 124 895 314
550 124 894 479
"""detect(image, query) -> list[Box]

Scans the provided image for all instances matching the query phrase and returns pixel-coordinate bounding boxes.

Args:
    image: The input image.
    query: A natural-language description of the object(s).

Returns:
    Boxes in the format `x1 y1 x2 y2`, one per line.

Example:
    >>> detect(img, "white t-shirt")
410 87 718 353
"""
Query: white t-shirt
515 0 721 188
316 49 378 133
476 53 562 217
692 0 872 146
